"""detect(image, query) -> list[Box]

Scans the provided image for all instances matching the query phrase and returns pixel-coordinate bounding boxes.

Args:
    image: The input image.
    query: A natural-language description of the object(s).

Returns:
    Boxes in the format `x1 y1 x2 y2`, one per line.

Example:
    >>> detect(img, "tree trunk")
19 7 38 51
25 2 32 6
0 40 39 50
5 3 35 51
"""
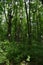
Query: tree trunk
24 0 31 49
7 8 12 41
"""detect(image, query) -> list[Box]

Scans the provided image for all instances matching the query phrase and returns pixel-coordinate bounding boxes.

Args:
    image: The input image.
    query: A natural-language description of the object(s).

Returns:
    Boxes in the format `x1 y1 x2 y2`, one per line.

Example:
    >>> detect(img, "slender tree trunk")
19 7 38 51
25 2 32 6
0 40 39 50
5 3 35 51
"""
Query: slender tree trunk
36 0 41 42
7 8 12 41
14 2 22 42
14 3 20 42
24 0 31 48
28 0 32 46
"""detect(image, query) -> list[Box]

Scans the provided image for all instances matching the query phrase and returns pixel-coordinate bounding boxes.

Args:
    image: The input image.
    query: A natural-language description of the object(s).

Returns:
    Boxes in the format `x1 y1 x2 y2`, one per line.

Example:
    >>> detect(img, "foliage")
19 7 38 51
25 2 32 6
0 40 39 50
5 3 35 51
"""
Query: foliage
6 42 29 63
0 0 43 65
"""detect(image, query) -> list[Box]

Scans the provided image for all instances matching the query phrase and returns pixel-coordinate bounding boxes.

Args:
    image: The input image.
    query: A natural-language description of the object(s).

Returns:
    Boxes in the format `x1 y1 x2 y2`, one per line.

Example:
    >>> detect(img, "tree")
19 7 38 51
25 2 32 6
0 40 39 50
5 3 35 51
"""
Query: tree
0 0 43 65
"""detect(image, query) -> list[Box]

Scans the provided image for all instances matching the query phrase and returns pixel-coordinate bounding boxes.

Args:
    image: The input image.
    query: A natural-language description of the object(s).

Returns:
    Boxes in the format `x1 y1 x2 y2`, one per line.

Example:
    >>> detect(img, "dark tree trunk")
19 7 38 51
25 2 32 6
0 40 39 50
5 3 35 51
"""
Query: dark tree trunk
24 0 31 49
7 8 12 41
14 5 21 42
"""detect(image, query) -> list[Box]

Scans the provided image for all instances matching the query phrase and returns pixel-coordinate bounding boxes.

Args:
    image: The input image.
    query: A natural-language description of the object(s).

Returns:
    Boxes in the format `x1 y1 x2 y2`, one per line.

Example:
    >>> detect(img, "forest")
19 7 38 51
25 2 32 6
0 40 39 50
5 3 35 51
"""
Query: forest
0 0 43 65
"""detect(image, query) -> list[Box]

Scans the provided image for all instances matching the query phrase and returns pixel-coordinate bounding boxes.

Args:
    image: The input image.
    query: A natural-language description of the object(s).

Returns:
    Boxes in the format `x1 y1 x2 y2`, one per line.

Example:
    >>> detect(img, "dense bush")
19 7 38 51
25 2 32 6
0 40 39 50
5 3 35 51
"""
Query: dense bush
6 42 29 64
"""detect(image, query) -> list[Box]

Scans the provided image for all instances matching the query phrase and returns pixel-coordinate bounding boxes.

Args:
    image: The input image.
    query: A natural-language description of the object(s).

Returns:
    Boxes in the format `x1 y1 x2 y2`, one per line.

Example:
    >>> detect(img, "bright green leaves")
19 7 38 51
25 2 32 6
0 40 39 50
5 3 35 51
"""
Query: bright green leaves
0 41 9 63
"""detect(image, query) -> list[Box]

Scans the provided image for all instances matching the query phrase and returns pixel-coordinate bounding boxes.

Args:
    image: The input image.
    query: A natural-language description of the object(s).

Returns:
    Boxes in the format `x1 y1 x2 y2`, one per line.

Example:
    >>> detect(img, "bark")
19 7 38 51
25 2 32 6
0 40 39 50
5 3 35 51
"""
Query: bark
7 8 12 41
14 5 21 42
24 0 31 49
